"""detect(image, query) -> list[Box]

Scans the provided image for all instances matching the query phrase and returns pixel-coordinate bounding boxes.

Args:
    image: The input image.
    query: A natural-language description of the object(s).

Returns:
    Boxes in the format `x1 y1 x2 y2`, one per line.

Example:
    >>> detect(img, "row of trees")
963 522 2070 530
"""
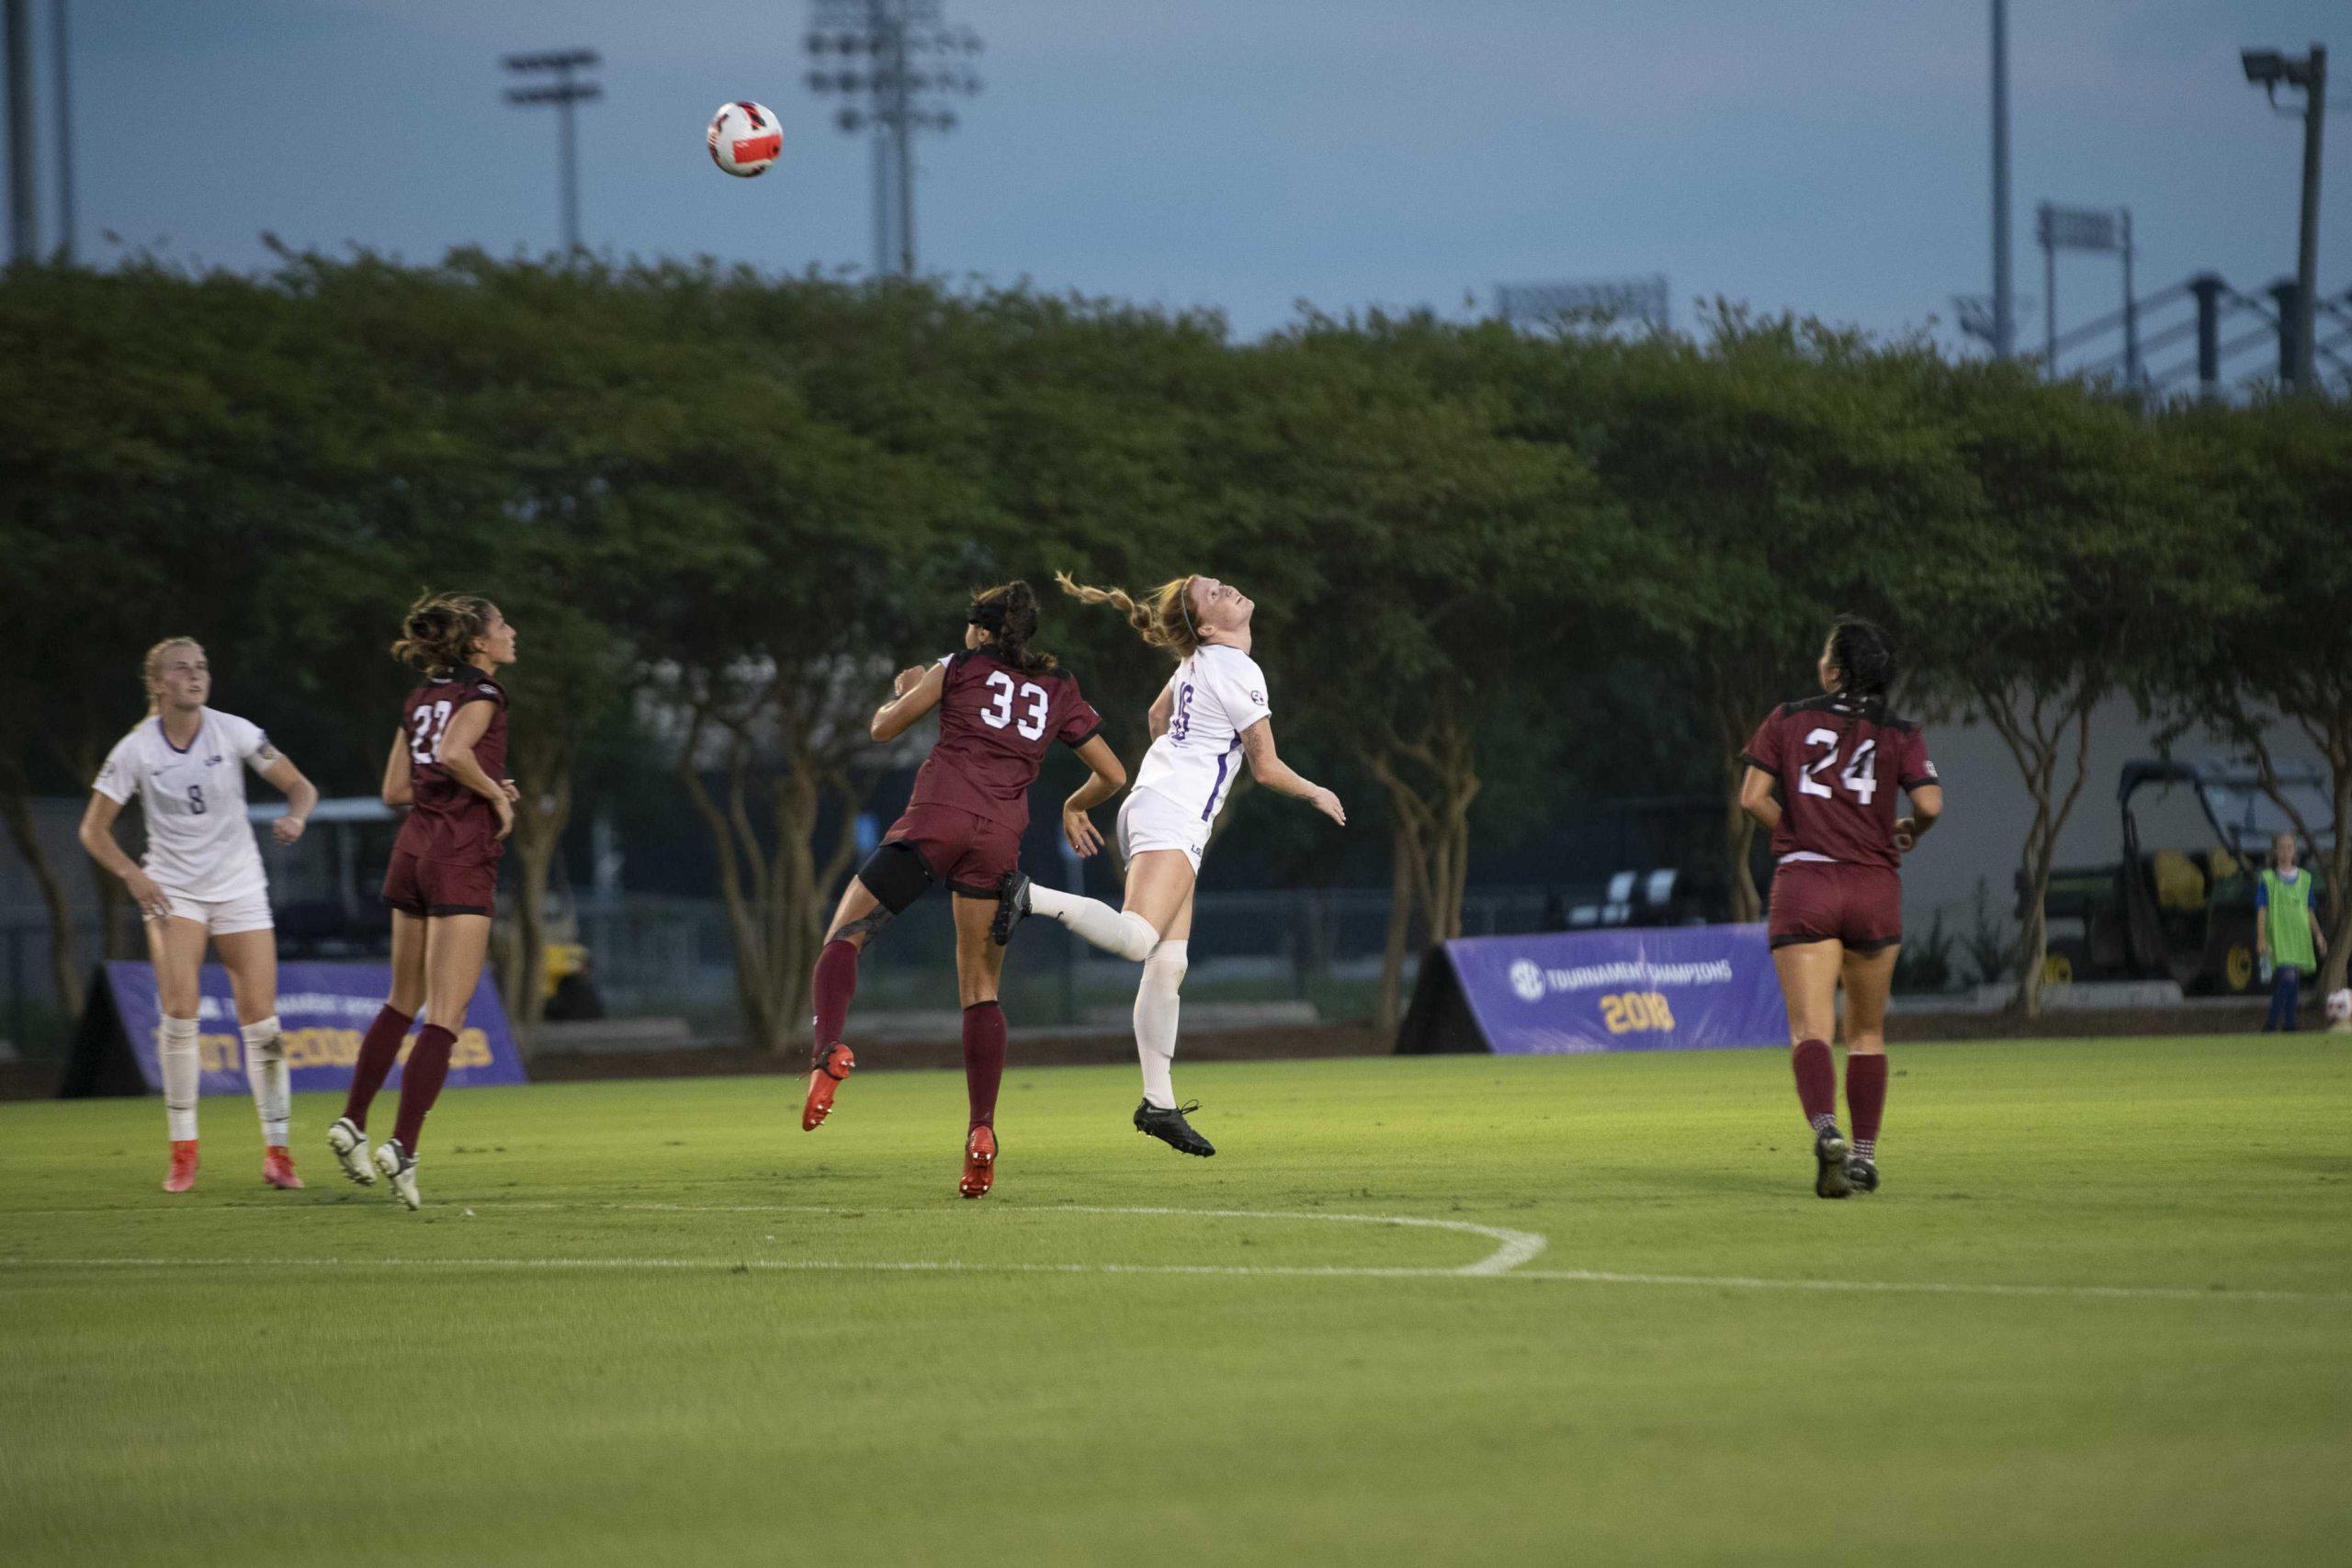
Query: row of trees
2 252 2345 1043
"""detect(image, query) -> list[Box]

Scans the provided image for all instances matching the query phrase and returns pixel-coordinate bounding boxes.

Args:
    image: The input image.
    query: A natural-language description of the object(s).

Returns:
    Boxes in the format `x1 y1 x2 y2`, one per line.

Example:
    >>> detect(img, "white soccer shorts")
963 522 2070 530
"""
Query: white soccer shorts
1117 787 1211 874
160 886 275 937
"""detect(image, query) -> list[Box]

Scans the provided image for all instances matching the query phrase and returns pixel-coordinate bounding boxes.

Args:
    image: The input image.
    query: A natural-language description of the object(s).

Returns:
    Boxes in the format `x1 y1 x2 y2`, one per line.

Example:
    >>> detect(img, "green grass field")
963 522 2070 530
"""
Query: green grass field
4 1036 2348 1567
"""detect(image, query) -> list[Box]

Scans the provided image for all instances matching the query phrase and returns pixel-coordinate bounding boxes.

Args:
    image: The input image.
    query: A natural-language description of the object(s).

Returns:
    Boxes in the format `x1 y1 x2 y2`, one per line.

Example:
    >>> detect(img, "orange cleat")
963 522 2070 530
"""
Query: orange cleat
958 1124 997 1199
164 1140 199 1194
802 1043 854 1131
262 1145 304 1190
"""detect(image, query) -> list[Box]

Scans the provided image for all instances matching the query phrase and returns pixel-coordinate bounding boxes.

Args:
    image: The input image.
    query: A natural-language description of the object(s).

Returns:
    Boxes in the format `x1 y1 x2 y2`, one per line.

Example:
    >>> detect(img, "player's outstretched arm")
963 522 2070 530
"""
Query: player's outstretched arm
871 661 947 742
1238 719 1344 828
258 753 319 845
1060 736 1128 856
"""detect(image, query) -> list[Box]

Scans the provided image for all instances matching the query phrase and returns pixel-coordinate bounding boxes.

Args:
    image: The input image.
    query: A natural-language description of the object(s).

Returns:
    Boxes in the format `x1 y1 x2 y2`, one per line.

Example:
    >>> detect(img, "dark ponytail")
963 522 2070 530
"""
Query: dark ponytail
393 591 497 677
968 581 1057 675
1826 615 1896 700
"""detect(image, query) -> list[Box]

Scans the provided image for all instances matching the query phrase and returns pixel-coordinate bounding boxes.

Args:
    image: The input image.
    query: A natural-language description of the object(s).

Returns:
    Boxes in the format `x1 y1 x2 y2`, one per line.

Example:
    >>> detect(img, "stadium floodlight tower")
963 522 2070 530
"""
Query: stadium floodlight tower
503 48 603 257
805 0 982 278
2034 203 2138 383
2240 44 2327 392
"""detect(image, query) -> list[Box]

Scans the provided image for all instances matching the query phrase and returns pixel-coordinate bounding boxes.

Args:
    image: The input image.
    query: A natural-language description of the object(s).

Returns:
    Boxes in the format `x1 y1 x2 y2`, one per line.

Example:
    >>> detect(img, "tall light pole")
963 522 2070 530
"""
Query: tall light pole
50 0 69 262
2242 44 2327 392
1990 0 2014 357
504 49 602 256
805 0 981 278
4 0 34 265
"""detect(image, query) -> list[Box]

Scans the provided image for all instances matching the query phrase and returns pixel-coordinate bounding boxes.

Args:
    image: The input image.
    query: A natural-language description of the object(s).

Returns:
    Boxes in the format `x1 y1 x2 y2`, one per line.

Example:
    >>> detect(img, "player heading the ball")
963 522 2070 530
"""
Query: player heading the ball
326 592 519 1211
994 571 1345 1157
804 581 1125 1200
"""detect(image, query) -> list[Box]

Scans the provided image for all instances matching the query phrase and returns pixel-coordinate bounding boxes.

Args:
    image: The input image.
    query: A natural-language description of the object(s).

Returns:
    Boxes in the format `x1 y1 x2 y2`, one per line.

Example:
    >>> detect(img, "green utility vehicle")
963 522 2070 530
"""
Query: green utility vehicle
2042 761 2331 995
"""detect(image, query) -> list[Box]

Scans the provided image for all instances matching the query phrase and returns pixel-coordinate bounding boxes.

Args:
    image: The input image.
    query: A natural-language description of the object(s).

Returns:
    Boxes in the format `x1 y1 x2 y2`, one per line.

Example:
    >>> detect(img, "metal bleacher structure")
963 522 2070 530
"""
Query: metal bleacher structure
2032 273 2352 398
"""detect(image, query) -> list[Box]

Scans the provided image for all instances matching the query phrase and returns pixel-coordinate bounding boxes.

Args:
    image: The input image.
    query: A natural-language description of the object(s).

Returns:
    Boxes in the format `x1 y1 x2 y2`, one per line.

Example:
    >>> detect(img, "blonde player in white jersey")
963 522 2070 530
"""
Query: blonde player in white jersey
78 638 320 1193
993 572 1344 1155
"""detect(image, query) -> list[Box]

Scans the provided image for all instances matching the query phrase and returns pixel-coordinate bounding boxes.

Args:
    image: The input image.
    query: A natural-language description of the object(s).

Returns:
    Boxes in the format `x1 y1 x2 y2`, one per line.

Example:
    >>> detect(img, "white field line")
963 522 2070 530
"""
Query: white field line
2 1202 2346 1305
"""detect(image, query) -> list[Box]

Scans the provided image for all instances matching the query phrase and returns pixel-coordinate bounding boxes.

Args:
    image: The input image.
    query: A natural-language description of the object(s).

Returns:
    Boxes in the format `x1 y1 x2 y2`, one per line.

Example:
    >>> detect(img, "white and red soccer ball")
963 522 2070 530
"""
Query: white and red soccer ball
707 101 782 177
2326 987 2352 1031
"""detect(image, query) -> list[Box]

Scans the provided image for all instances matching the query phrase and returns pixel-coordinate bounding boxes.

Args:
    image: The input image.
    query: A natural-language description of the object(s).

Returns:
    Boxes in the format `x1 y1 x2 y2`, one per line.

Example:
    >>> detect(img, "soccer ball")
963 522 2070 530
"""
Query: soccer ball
707 101 782 177
2326 987 2352 1032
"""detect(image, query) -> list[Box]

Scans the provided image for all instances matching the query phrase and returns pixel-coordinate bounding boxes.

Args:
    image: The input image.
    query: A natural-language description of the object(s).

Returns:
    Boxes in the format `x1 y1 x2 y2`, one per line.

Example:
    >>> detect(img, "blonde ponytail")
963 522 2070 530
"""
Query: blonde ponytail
1054 571 1200 659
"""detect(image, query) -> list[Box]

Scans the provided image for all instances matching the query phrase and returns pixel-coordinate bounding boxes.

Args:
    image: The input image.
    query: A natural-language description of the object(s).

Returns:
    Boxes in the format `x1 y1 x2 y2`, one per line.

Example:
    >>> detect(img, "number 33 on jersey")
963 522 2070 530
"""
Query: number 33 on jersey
1741 693 1936 871
904 648 1103 831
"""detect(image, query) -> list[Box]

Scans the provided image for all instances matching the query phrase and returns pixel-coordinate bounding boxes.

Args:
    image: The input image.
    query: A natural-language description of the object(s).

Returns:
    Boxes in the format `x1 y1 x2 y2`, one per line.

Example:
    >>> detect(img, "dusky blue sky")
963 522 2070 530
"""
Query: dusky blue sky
17 0 2346 350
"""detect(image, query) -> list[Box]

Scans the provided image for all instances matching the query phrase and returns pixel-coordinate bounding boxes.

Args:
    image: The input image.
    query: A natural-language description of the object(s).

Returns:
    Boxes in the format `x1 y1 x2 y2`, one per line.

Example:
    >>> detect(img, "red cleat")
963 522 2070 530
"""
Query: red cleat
163 1140 199 1194
262 1145 304 1190
802 1043 854 1131
958 1124 997 1199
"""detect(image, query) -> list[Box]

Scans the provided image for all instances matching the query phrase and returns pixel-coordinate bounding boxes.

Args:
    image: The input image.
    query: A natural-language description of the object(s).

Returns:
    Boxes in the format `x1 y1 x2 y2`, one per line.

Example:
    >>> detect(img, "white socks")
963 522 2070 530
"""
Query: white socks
160 1015 200 1141
1135 940 1188 1110
1026 886 1161 963
242 1016 289 1146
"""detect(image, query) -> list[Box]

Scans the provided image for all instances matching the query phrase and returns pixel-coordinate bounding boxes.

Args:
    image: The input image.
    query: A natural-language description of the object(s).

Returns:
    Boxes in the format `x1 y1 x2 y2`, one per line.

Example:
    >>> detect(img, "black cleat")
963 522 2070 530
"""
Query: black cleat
1814 1123 1852 1199
1134 1099 1216 1157
989 870 1033 947
1845 1155 1880 1194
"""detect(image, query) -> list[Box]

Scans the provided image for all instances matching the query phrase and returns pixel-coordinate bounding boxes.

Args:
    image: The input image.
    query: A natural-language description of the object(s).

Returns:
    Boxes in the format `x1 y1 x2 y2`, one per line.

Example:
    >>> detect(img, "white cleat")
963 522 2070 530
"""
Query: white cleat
326 1117 376 1185
374 1139 421 1210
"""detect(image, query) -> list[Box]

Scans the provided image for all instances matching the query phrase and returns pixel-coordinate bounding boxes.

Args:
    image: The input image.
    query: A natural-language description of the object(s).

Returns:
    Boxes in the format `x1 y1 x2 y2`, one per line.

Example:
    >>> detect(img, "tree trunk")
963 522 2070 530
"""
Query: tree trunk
766 758 826 1047
500 761 572 1046
0 773 82 1025
2318 716 2351 999
1712 689 1765 922
1363 713 1482 1034
1982 681 2098 1019
1724 776 1760 923
1374 813 1420 1036
676 718 783 1054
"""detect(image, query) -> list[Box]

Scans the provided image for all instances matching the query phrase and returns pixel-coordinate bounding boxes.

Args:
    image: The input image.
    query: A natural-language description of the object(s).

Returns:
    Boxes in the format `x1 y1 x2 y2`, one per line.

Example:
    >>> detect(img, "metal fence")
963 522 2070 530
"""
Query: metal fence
2 885 1620 1053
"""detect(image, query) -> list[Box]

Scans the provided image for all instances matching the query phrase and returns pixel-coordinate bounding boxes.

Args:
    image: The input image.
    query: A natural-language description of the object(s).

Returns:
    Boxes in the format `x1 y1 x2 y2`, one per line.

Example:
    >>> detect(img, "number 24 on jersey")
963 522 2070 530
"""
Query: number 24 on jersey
1795 728 1878 805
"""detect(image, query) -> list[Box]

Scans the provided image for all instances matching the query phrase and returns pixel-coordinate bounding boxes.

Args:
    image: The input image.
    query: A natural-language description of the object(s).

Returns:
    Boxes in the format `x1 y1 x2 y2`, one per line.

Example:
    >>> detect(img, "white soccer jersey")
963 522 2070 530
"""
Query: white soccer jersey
1130 643 1272 829
93 709 276 901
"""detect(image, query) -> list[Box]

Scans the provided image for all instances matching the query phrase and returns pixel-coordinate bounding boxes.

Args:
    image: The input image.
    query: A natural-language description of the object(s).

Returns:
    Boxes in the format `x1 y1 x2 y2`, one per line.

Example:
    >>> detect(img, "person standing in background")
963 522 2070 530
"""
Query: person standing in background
2256 832 2327 1033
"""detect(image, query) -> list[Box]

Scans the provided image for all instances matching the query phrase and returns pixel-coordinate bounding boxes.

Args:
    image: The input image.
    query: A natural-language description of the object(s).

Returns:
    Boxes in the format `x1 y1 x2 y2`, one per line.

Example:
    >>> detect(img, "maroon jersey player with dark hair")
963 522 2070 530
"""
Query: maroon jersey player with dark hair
1739 615 1942 1199
325 592 520 1211
803 580 1128 1198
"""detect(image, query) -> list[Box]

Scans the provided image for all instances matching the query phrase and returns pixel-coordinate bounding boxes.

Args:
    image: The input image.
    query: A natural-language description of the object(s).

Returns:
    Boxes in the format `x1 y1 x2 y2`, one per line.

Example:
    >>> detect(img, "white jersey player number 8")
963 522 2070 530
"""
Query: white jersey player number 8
979 670 1050 741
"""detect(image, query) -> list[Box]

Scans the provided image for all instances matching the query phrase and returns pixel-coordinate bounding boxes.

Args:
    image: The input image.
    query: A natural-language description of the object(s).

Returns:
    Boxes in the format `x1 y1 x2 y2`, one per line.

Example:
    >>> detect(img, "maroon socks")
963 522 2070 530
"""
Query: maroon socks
390 1024 456 1154
1846 1052 1888 1158
812 939 861 1064
1792 1038 1838 1133
962 1001 1006 1131
341 1005 413 1130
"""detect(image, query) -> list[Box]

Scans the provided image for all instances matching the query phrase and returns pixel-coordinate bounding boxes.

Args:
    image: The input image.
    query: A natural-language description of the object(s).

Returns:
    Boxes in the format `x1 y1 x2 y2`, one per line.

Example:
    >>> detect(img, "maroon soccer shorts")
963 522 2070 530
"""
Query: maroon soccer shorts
884 802 1021 899
381 845 499 919
1766 861 1903 953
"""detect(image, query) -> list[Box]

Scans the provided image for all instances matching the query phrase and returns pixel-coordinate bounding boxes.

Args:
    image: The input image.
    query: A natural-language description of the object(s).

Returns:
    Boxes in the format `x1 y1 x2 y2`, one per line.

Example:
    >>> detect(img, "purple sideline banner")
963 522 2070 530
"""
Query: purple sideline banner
1443 924 1787 1055
105 960 527 1095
